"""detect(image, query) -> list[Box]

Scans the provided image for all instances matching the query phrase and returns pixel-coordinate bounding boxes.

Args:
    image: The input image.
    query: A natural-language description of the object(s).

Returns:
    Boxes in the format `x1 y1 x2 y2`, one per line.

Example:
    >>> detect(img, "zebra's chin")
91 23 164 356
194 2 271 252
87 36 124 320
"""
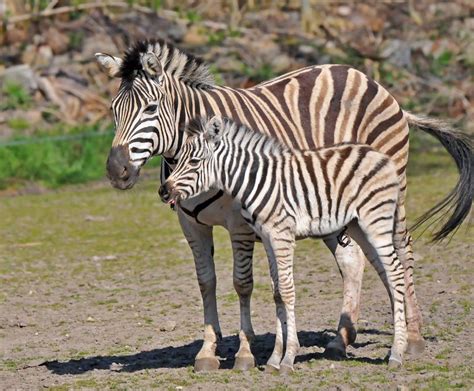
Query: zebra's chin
108 167 141 190
169 191 184 205
106 145 142 190
109 176 139 190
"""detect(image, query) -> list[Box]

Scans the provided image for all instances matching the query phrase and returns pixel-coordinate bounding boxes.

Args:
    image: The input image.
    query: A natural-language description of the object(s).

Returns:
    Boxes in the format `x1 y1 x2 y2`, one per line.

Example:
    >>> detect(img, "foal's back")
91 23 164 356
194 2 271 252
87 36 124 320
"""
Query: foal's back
280 144 400 237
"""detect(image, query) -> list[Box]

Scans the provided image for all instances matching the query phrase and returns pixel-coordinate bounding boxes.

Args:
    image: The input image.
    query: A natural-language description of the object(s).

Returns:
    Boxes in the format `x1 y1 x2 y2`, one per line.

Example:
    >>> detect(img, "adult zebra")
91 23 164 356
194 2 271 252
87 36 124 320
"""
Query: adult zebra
96 39 472 371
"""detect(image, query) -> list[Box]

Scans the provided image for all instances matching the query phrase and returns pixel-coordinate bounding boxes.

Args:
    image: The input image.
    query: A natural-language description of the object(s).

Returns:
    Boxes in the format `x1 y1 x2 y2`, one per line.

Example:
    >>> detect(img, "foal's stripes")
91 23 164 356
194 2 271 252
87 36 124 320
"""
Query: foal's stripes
163 117 408 369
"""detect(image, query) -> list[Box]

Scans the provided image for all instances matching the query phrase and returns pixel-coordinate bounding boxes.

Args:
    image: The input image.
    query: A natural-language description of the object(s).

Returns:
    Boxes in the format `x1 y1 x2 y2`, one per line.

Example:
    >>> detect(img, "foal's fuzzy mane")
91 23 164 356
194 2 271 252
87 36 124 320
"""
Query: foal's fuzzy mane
185 116 288 153
119 39 214 89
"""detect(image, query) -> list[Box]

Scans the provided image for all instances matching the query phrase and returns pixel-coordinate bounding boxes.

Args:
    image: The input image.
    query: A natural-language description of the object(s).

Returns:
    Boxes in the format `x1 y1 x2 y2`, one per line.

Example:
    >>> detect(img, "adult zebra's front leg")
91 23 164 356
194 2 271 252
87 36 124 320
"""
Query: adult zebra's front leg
229 226 257 370
177 210 221 372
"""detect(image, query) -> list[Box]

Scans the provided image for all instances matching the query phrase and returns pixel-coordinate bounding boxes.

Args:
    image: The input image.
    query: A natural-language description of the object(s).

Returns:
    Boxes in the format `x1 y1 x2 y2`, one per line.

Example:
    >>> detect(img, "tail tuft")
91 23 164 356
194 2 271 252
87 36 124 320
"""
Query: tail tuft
404 111 473 241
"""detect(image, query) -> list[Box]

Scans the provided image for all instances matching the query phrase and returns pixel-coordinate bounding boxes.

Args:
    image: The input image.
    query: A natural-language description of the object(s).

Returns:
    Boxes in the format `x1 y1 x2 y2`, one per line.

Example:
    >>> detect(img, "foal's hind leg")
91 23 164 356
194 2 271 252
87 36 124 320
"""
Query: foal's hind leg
348 220 408 367
262 232 300 374
323 236 365 359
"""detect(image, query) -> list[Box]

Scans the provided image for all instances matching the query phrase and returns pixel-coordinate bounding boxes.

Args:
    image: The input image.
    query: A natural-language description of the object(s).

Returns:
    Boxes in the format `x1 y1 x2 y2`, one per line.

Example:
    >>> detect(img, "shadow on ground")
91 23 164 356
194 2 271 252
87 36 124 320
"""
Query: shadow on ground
41 329 389 375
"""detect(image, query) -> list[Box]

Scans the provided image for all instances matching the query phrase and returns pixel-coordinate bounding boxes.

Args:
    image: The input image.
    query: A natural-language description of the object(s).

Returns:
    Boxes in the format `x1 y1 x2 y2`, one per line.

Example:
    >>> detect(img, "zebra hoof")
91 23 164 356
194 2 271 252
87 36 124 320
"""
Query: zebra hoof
406 337 426 357
279 364 294 375
194 357 220 372
233 355 255 371
264 364 280 374
388 357 403 369
324 341 347 360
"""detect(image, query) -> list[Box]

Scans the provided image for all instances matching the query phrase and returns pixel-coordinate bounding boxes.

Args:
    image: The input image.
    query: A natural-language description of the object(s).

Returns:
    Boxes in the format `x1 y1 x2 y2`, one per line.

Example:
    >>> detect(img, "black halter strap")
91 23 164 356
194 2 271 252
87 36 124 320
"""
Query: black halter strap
160 156 225 226
179 190 225 225
160 156 178 185
337 227 351 247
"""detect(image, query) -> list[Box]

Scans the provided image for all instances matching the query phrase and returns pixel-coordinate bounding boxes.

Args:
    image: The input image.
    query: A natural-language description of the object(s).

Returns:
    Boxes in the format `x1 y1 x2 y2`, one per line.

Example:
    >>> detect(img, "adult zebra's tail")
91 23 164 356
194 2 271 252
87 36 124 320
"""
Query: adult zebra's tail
404 111 473 241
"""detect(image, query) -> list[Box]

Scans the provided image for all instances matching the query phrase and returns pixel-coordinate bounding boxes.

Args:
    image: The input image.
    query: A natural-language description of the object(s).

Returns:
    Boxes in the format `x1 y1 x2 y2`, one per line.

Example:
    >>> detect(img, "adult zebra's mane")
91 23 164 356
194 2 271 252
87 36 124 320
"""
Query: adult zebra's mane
186 116 289 154
119 39 215 89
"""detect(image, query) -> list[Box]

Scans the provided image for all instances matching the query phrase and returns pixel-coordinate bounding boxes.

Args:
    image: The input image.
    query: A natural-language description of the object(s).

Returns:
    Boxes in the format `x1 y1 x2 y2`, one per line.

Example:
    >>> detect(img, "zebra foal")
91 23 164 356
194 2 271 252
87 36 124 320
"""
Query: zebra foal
159 116 409 372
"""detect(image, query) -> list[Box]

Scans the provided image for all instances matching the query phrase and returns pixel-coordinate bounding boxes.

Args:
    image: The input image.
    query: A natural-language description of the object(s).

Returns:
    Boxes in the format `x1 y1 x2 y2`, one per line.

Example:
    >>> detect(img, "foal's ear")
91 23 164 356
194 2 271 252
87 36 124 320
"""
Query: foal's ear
95 53 122 78
141 52 163 82
206 116 224 144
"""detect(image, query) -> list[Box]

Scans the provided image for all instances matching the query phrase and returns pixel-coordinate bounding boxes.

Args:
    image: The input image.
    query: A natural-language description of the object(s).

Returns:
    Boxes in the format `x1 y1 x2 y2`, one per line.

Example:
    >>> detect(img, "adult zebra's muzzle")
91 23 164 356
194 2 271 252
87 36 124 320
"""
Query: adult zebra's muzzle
106 145 141 190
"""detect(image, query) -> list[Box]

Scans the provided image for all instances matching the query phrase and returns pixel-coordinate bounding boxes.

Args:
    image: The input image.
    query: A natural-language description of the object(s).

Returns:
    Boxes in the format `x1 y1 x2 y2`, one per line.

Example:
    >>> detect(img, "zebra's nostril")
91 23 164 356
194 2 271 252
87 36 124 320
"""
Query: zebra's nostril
158 185 170 202
158 185 164 195
119 166 128 179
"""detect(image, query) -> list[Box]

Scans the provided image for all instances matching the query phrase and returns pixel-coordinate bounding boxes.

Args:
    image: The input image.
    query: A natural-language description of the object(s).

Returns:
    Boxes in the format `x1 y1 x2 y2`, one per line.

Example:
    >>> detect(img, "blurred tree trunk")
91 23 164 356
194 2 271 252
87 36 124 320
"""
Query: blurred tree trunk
301 0 312 33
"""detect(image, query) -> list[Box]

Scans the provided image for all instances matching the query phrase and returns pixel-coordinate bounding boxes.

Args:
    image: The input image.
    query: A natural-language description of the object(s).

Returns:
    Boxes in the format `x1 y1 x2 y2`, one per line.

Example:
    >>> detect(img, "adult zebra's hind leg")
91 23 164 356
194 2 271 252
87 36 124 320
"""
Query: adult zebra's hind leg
177 211 221 372
323 236 365 359
393 203 425 355
229 227 257 370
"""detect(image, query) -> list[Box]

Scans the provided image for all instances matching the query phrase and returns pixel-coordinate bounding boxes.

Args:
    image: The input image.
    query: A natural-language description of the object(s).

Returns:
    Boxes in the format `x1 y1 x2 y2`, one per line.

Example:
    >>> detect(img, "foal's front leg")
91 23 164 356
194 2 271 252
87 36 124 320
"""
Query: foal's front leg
262 233 299 374
229 226 257 370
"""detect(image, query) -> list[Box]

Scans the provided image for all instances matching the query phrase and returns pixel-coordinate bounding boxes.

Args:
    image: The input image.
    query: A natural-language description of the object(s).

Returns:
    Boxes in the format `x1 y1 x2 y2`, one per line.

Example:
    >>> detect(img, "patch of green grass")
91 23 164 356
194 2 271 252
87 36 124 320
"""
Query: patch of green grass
411 362 450 373
0 124 113 188
206 26 243 46
7 117 30 131
0 82 32 110
429 300 440 314
49 378 100 391
68 30 85 50
0 359 19 370
435 347 453 360
458 298 471 316
0 120 162 189
96 298 119 306
186 9 201 23
431 50 454 76
107 345 134 356
222 291 239 304
142 316 153 325
242 63 277 83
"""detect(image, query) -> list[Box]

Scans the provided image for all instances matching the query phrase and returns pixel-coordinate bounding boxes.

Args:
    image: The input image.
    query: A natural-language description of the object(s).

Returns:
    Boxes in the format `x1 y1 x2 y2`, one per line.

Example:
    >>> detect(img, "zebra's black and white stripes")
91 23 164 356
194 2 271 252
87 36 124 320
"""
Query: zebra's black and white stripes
96 39 472 370
160 115 409 371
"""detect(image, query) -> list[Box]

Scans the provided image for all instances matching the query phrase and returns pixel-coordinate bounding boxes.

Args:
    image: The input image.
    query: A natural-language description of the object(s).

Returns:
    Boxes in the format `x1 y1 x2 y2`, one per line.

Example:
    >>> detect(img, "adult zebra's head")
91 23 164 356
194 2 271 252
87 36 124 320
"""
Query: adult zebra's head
96 40 214 190
159 116 225 205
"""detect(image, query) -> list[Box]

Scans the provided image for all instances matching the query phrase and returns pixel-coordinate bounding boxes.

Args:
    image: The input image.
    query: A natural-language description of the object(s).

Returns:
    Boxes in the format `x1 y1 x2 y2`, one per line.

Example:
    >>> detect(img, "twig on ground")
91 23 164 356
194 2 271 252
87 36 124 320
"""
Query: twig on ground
7 1 154 26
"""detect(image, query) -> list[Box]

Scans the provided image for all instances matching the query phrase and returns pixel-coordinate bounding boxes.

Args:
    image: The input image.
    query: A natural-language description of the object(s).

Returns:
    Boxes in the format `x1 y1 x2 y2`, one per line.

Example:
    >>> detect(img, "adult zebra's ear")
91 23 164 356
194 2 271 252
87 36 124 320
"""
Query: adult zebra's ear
141 52 163 81
95 53 122 78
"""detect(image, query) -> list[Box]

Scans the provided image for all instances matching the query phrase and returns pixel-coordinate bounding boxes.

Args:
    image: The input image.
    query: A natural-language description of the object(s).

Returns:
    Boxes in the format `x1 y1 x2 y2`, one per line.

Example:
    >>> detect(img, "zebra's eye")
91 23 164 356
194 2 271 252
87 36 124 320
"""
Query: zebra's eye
188 158 201 167
144 104 158 114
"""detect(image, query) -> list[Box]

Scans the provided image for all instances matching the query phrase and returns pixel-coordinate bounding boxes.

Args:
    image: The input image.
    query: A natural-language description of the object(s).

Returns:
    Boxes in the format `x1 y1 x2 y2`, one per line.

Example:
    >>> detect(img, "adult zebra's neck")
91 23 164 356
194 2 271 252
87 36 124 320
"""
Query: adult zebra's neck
212 121 287 207
166 81 217 161
169 84 248 161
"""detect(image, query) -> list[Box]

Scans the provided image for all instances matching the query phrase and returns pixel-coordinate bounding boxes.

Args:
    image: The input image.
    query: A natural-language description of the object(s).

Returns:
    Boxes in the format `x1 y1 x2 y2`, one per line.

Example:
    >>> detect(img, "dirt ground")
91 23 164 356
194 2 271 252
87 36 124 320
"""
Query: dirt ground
0 151 472 390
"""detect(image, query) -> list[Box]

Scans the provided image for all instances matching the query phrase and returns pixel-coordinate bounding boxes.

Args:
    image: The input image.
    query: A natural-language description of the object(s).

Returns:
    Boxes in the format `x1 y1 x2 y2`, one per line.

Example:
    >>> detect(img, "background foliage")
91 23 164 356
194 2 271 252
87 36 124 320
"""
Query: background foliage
0 0 472 190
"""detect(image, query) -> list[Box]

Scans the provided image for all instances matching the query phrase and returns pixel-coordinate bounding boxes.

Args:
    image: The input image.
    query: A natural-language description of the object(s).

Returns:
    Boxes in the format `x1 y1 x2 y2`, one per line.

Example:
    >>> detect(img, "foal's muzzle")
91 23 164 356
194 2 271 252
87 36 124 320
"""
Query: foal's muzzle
159 182 173 203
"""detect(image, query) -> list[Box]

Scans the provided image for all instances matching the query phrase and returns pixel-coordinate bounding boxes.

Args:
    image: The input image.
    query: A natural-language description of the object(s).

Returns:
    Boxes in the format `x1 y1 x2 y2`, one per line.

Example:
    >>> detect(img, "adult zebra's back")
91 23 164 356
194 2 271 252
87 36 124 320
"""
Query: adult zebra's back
96 39 473 371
